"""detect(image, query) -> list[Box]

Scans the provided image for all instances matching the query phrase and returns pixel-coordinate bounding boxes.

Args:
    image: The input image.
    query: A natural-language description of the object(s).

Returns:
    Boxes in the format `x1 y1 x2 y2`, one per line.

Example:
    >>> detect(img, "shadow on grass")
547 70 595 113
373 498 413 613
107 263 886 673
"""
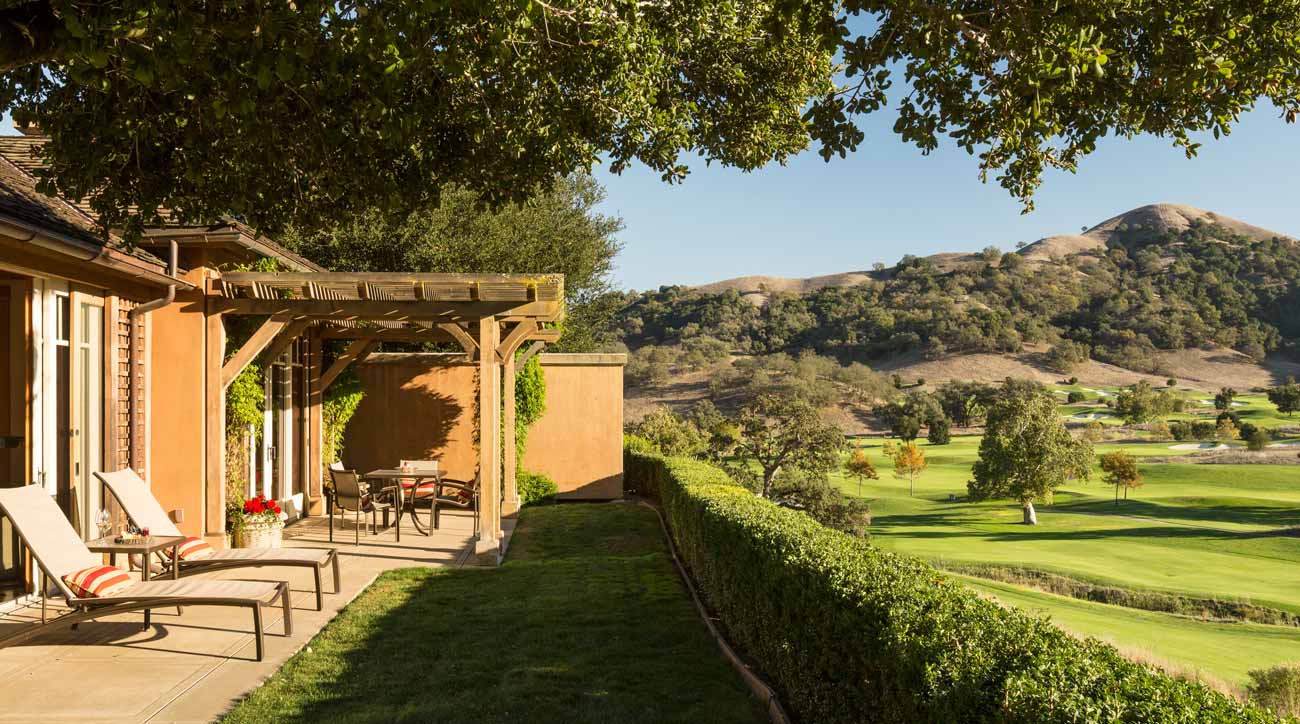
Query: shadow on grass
1057 497 1300 531
870 509 1291 543
222 504 765 724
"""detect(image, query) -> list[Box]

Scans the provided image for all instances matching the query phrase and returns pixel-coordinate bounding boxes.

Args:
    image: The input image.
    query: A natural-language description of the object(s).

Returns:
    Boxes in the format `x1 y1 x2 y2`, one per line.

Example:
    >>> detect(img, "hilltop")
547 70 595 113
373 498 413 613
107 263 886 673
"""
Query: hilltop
616 204 1300 421
694 204 1293 300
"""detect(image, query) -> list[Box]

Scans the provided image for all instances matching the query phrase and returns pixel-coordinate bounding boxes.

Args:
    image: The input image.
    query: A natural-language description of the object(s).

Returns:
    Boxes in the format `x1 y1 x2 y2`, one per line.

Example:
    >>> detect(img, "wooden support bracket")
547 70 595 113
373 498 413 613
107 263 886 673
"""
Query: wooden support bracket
496 320 538 362
438 322 479 360
221 311 293 390
320 338 378 391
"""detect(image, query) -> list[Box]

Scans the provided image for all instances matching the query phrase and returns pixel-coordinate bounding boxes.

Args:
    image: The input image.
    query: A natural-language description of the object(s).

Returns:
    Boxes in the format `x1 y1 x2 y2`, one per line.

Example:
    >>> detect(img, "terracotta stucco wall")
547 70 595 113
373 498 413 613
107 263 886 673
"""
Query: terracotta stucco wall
343 352 625 499
146 272 206 537
343 355 480 483
522 355 625 499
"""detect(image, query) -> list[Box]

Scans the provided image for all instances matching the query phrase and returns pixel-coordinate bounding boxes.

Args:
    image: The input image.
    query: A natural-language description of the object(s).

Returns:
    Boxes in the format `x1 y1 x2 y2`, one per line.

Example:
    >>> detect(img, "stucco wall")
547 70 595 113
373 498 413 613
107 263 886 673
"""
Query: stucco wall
344 352 625 499
522 354 625 499
343 354 480 483
146 273 206 537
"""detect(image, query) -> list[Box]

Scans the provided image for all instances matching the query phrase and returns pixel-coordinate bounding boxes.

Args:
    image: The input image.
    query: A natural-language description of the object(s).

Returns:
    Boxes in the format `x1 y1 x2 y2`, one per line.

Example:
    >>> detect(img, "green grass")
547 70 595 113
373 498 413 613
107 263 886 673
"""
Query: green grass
222 504 765 724
957 575 1300 687
835 432 1300 684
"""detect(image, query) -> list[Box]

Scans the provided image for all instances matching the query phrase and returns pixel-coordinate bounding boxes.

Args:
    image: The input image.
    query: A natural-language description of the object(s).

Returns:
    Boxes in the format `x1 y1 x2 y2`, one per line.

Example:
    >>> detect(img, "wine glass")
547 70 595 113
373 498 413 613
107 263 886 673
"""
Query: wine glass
95 510 112 539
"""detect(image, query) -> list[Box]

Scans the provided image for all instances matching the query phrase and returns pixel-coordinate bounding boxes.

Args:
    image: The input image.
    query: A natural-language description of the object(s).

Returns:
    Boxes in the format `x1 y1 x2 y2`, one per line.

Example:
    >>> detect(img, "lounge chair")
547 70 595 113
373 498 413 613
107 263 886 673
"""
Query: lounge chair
94 469 341 611
0 485 291 661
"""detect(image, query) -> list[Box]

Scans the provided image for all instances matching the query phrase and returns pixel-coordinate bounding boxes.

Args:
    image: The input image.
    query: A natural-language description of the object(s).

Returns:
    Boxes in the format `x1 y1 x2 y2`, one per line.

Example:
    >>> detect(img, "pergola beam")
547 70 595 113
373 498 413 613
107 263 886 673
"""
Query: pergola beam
516 340 547 367
210 298 561 321
221 311 293 390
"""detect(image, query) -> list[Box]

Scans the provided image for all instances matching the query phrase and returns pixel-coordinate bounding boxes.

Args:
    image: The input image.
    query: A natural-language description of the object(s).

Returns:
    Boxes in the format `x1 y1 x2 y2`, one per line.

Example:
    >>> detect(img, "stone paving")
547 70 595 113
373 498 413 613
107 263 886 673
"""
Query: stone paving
0 509 480 723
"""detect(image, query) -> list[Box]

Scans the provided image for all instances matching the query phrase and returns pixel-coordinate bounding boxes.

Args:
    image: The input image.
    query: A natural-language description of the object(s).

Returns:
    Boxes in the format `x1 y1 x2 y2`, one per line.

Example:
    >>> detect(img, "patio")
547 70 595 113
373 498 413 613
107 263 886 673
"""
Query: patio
0 509 485 724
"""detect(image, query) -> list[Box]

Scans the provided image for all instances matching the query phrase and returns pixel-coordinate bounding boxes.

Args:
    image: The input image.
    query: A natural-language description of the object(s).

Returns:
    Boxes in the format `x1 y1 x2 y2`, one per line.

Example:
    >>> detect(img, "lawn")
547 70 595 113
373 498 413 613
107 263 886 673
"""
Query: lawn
223 504 765 724
833 431 1300 684
958 575 1300 687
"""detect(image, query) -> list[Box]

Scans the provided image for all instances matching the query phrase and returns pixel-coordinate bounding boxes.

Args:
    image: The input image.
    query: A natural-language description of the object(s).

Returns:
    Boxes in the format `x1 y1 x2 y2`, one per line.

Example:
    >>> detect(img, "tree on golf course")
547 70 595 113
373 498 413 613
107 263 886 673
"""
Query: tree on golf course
968 390 1095 524
844 448 879 496
734 395 845 500
892 442 927 498
1267 379 1300 417
5 1 1300 235
1099 451 1142 506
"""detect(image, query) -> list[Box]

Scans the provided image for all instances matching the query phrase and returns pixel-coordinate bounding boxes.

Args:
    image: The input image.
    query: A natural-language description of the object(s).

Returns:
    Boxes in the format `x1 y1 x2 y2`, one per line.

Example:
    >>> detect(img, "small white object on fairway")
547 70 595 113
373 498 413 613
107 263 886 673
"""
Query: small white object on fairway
1168 443 1231 450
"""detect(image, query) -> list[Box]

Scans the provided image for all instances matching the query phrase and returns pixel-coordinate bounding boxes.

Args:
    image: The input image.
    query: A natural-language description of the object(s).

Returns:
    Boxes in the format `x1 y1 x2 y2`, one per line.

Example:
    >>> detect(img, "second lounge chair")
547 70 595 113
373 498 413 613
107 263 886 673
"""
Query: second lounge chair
94 469 341 611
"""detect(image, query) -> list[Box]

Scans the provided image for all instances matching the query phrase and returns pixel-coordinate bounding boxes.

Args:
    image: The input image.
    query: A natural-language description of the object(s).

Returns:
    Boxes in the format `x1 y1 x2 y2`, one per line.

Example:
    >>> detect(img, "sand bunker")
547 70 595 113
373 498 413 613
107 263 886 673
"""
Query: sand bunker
1073 412 1113 420
1267 442 1300 448
1168 443 1230 450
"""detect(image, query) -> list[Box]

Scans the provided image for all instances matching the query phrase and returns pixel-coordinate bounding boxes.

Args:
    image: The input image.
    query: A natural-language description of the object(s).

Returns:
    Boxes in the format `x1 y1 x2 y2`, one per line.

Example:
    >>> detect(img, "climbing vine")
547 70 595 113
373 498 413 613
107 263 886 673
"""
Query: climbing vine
322 369 365 470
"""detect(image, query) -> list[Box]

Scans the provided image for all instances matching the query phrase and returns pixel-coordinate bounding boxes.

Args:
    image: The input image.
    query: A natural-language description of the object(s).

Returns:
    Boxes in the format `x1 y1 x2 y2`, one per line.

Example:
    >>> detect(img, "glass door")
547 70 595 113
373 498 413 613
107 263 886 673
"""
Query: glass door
69 292 104 538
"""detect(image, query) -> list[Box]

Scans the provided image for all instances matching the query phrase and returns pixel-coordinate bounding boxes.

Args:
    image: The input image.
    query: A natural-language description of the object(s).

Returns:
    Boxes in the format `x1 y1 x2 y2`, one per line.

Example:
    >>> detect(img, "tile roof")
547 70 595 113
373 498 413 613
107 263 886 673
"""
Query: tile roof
0 152 110 247
0 134 325 272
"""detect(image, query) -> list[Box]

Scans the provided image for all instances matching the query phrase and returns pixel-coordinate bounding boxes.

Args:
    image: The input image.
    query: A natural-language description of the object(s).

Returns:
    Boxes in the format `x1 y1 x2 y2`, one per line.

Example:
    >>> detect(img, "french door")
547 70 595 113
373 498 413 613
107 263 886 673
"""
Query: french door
31 279 104 539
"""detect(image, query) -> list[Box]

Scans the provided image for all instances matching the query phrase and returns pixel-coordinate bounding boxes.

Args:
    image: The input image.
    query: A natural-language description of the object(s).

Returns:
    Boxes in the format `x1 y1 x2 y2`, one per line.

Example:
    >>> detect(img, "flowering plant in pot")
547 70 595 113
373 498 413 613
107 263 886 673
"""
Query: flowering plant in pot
230 494 286 548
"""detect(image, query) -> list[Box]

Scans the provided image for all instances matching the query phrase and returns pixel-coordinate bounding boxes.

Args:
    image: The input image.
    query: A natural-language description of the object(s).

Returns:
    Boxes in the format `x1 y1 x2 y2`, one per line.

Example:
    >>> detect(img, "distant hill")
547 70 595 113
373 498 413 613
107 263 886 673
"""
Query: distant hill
692 204 1294 300
615 204 1300 390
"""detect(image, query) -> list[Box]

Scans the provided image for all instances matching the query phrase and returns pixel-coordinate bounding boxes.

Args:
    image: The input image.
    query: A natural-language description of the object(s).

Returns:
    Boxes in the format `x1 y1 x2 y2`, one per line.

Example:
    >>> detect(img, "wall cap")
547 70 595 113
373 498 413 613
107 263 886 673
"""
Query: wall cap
361 351 627 367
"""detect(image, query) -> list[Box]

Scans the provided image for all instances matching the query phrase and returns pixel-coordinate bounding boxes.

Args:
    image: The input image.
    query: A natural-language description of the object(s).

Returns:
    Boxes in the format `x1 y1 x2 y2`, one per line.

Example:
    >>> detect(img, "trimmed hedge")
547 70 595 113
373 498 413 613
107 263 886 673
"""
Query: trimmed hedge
627 448 1280 723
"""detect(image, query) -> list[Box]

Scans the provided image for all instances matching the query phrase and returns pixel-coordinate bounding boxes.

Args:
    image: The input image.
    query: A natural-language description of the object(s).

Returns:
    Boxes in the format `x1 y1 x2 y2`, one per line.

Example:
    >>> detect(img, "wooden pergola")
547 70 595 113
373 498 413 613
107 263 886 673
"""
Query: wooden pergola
204 272 565 558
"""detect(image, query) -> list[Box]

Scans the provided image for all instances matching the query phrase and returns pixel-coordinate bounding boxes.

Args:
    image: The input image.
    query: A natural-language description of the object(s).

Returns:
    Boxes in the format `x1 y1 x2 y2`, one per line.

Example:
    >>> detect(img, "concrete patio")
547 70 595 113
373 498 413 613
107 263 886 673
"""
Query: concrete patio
0 509 483 723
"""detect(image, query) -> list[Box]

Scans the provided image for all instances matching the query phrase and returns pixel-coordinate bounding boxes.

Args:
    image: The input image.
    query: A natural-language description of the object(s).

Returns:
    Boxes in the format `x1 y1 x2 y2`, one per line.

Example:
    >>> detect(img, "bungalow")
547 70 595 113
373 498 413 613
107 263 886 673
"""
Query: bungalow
0 128 624 609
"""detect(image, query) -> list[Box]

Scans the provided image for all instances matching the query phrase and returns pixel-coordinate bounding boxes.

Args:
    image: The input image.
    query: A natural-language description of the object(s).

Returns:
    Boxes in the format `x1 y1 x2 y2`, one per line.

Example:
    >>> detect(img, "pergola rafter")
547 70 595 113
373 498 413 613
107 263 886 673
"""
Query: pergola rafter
206 271 565 562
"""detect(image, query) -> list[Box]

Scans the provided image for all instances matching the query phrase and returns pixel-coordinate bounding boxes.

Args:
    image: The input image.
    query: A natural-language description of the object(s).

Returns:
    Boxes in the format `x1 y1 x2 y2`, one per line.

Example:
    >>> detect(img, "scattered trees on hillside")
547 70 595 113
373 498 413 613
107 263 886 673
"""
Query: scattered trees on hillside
1099 451 1142 506
876 392 945 442
844 449 879 496
1267 378 1300 417
968 387 1095 524
1044 340 1090 374
615 224 1300 371
892 442 928 498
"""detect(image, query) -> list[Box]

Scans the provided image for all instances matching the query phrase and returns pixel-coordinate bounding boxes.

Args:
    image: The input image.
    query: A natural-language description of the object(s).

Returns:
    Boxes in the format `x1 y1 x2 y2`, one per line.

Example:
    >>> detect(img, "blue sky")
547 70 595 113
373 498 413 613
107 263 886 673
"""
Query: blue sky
595 105 1300 291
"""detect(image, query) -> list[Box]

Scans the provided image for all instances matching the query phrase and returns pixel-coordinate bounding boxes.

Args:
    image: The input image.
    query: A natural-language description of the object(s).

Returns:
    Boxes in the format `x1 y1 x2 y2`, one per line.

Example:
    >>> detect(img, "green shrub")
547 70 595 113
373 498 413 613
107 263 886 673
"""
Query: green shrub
1066 390 1086 404
1247 427 1270 452
517 470 558 507
626 445 1282 724
1248 665 1300 718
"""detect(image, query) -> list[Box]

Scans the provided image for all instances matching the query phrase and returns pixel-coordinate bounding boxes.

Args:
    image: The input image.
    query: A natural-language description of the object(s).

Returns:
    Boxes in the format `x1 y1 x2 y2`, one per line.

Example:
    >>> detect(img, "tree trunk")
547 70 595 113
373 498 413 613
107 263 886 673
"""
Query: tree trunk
762 467 779 499
1022 501 1037 525
1114 485 1119 507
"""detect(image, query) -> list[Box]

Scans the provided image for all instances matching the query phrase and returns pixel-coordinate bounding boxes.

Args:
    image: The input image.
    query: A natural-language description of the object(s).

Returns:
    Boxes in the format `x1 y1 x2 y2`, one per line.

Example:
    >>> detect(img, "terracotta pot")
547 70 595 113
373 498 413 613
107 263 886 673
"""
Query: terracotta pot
234 520 284 548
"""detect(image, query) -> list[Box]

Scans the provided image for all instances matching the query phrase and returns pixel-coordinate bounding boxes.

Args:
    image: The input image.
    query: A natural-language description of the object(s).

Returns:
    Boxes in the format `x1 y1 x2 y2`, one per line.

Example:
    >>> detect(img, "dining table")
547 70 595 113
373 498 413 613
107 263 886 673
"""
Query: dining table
363 468 443 540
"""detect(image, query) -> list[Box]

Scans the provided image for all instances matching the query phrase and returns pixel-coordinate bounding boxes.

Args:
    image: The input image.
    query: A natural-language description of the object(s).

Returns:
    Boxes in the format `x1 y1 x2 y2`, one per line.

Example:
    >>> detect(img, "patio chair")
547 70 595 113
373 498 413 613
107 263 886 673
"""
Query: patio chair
431 472 481 534
94 469 341 611
0 485 291 661
326 468 391 545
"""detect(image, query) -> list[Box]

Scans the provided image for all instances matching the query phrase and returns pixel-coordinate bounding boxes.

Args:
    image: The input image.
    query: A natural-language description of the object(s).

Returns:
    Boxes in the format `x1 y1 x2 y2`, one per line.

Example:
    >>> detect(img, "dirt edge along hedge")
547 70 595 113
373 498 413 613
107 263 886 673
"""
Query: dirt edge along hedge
624 448 1280 724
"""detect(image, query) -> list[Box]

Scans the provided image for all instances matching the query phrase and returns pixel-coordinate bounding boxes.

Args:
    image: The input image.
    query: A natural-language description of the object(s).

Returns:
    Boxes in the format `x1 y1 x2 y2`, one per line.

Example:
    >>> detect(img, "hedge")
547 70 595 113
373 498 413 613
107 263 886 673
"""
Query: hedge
626 448 1280 724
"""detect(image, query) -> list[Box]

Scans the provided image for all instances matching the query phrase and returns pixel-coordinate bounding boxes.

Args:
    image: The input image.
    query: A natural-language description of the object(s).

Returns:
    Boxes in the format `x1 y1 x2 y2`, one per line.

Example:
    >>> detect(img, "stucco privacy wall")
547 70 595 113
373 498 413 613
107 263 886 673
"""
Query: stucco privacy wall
343 352 625 499
522 354 625 499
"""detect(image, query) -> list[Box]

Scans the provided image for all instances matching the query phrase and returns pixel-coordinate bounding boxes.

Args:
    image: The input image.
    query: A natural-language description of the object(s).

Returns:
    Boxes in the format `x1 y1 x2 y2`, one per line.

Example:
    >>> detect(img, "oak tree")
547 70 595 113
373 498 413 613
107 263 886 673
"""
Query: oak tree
968 388 1094 524
4 1 1299 234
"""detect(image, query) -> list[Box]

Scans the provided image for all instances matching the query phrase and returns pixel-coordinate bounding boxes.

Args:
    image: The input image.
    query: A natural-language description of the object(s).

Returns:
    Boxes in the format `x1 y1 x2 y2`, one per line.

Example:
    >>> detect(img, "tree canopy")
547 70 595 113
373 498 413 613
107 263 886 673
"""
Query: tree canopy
5 1 1300 235
968 387 1094 524
282 175 621 351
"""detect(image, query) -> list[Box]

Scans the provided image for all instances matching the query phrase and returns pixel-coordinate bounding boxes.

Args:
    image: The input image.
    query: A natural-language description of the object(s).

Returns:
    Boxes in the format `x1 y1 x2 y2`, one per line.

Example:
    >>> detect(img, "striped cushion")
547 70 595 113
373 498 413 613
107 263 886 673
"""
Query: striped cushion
171 536 215 561
63 565 133 598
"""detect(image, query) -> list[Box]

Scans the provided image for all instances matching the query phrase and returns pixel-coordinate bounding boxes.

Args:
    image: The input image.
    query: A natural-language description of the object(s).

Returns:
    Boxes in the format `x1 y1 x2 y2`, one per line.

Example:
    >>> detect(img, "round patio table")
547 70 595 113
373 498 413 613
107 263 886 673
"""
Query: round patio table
364 468 443 539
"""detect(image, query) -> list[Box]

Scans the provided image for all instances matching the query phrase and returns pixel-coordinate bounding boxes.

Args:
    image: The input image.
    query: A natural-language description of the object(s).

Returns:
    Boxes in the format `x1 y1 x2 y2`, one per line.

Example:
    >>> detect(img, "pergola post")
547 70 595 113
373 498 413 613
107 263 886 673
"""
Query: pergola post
476 316 502 556
203 274 227 541
306 329 324 515
502 353 518 516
